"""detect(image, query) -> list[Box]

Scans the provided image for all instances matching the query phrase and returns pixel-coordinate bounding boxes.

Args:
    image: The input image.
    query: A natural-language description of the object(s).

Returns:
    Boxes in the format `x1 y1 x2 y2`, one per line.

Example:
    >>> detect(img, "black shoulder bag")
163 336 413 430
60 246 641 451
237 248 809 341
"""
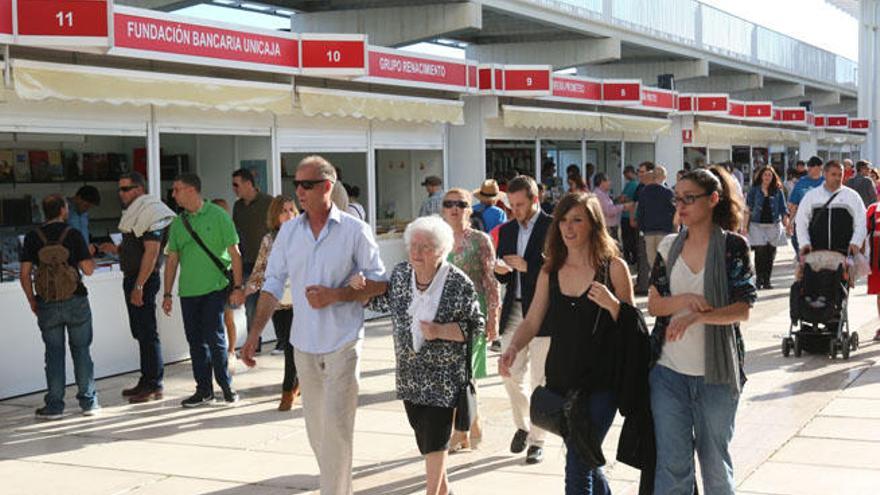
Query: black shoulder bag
180 213 235 292
454 322 477 432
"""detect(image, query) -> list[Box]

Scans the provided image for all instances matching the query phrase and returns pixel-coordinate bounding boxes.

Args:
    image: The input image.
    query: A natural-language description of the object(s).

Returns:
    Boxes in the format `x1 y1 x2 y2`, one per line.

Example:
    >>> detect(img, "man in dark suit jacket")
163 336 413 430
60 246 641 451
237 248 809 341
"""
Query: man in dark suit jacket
493 175 553 465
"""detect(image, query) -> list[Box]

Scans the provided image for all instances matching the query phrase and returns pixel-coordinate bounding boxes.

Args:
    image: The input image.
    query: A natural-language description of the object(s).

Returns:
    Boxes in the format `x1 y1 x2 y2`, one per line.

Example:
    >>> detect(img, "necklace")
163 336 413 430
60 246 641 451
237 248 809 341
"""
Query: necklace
415 270 438 291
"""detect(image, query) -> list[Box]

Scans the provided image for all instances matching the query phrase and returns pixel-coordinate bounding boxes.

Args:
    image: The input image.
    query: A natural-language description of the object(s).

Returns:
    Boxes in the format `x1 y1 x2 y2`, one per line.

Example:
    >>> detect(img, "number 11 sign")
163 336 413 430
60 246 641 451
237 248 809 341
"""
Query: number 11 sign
15 0 111 47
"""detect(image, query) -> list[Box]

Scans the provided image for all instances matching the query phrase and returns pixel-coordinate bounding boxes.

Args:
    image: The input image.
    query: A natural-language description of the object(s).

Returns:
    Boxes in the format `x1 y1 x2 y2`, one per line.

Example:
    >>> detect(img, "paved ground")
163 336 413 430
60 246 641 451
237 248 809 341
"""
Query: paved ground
3 245 880 495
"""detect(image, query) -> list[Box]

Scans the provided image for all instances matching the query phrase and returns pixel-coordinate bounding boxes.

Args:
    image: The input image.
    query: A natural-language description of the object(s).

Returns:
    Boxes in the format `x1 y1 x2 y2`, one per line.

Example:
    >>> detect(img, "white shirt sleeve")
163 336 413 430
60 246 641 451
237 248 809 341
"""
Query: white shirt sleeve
795 191 815 248
262 227 289 301
847 188 868 247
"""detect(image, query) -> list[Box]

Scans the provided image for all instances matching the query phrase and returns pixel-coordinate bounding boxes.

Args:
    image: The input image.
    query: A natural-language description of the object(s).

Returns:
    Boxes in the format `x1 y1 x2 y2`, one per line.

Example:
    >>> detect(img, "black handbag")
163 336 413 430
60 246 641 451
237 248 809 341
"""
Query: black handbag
529 385 568 437
454 328 477 432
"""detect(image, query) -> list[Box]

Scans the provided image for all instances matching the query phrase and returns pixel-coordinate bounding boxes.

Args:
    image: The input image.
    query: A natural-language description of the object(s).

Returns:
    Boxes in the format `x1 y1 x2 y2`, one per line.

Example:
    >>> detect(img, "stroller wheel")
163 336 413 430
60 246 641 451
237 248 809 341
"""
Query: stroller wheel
851 332 860 351
794 336 803 357
782 338 792 357
841 337 851 360
829 339 838 359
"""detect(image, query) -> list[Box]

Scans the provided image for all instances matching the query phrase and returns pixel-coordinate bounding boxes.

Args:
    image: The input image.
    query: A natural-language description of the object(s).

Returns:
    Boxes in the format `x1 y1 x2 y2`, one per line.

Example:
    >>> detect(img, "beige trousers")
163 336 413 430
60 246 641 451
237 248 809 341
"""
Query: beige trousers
500 302 552 447
295 339 361 495
644 233 668 273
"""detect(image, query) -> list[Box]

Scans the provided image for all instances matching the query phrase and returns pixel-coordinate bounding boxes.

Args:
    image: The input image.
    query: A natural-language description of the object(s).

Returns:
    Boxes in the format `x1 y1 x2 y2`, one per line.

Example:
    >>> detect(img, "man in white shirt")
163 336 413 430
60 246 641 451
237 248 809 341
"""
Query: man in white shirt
795 160 867 257
241 156 388 495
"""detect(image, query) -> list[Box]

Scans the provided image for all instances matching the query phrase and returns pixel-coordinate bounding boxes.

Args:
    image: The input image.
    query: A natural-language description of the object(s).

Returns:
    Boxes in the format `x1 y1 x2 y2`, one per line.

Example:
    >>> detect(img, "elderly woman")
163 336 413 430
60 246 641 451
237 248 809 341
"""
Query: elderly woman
351 216 484 495
441 188 500 451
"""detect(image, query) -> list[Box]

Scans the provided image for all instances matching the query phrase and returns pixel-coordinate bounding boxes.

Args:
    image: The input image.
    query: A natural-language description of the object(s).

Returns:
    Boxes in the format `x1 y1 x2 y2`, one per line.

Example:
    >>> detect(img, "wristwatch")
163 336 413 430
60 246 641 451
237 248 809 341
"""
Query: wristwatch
163 293 172 299
134 284 144 291
234 285 245 291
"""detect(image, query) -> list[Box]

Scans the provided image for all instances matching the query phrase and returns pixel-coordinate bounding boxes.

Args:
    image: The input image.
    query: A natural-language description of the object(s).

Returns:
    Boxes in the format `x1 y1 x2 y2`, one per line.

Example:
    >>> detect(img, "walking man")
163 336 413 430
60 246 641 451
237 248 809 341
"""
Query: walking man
241 156 387 495
788 156 826 260
20 194 99 419
636 165 677 274
100 172 175 403
418 175 444 217
494 175 553 465
162 174 245 407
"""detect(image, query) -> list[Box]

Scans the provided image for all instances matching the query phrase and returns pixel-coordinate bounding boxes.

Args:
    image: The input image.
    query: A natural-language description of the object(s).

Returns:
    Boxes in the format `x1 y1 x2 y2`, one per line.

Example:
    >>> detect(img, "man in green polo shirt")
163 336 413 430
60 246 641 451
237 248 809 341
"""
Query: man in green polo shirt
162 173 245 408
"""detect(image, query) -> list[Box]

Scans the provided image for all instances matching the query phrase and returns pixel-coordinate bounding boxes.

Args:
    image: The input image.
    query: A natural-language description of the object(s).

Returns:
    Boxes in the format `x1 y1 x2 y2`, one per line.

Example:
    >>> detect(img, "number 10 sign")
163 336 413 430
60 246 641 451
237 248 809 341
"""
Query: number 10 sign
300 34 367 76
15 0 111 47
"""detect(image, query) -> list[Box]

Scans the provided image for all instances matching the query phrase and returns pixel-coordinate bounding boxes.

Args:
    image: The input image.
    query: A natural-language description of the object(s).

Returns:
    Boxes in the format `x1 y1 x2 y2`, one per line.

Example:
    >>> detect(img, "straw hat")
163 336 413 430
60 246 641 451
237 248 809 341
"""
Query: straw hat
474 179 502 201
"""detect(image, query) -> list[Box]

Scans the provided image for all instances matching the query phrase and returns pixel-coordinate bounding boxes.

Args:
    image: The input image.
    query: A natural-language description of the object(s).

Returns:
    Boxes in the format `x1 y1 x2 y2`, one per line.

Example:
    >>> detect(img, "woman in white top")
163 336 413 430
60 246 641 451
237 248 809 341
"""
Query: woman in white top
647 166 758 495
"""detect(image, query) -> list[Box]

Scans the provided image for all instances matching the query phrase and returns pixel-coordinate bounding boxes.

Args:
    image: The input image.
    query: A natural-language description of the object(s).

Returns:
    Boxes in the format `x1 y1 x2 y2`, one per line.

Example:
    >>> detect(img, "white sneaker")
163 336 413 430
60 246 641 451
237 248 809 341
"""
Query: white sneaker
270 348 285 355
82 406 101 417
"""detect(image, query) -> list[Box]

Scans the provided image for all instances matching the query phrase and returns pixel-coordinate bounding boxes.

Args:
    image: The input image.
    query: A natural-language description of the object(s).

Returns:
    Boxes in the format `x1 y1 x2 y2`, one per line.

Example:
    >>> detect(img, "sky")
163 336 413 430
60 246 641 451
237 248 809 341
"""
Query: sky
176 0 859 61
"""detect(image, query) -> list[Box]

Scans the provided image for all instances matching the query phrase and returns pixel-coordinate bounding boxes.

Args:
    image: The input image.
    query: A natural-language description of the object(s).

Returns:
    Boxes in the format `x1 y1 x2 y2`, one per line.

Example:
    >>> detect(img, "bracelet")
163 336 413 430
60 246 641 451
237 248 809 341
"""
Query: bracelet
163 293 172 299
234 285 244 291
134 284 144 291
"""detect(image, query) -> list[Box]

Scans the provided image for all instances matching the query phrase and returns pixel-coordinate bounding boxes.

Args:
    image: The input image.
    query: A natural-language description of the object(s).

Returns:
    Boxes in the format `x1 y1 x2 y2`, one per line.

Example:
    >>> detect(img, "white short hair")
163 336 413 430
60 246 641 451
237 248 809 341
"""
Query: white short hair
404 216 454 260
654 165 668 180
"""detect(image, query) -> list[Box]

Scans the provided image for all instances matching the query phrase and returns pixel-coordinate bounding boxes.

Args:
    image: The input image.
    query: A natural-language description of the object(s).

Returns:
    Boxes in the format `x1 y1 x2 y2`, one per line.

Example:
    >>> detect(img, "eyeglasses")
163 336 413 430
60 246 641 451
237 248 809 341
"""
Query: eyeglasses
118 186 139 192
293 179 330 190
442 200 469 209
674 193 710 205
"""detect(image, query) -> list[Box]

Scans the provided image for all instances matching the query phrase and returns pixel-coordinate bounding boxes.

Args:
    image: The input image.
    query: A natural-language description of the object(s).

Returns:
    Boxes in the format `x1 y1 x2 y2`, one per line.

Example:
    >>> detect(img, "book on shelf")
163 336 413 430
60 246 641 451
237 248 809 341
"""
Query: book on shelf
13 151 30 182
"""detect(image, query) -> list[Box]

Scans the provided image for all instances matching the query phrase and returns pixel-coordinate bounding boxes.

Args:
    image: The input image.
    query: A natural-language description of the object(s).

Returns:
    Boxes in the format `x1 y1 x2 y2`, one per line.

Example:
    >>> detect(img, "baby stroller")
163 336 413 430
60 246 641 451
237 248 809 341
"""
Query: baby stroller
783 251 859 359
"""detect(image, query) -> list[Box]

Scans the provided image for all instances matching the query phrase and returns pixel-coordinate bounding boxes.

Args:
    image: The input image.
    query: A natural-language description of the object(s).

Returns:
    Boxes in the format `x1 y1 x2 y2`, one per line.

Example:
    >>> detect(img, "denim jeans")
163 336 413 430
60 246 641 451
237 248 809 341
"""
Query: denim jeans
650 364 739 495
272 308 298 392
36 296 97 413
564 390 617 495
123 273 163 389
180 289 232 394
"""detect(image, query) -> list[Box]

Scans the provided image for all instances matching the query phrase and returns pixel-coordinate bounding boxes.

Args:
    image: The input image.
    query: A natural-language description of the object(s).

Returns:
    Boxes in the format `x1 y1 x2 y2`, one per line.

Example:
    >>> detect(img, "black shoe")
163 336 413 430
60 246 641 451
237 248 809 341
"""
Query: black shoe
121 383 145 397
34 407 63 420
181 391 214 408
525 445 544 464
510 429 529 454
222 389 240 404
489 340 502 353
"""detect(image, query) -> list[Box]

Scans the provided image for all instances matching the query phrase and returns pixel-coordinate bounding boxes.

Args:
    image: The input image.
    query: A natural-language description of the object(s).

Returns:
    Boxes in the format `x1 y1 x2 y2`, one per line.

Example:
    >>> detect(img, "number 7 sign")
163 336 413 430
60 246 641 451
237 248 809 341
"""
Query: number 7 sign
15 0 111 47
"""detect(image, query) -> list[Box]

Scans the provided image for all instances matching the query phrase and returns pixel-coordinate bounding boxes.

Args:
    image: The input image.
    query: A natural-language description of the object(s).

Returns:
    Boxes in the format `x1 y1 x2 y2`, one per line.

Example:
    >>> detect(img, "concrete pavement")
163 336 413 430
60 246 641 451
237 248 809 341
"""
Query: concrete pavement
2 245 880 494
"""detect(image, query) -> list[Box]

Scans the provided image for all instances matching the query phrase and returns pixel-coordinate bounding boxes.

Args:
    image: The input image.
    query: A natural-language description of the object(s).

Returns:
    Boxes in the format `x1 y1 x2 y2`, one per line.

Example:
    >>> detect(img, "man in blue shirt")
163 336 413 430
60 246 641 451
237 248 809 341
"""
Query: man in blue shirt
241 155 387 495
788 156 825 258
472 179 508 232
66 186 101 252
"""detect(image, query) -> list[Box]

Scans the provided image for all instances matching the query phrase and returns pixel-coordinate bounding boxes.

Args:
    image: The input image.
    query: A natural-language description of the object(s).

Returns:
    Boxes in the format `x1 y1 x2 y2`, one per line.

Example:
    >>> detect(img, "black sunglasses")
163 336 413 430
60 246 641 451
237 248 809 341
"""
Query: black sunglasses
674 193 711 205
118 185 139 192
293 179 329 190
442 200 469 209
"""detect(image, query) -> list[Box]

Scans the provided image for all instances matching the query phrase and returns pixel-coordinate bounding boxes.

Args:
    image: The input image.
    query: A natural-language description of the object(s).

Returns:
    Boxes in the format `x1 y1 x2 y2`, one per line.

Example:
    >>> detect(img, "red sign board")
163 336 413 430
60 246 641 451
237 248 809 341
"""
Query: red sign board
728 101 745 118
640 88 676 111
849 118 870 130
827 115 849 127
682 129 693 144
112 8 298 74
745 102 773 119
775 107 806 122
16 0 109 45
478 66 494 91
814 115 826 127
678 95 694 112
0 0 12 40
695 95 728 113
365 47 468 91
602 81 641 104
503 67 551 94
550 75 602 102
301 35 367 75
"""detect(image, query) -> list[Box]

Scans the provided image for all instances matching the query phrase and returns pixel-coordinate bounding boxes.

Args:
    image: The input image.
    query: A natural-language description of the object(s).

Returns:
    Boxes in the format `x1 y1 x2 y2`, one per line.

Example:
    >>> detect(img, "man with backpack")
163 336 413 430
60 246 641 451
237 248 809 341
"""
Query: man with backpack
162 173 245 407
473 179 508 233
19 194 99 420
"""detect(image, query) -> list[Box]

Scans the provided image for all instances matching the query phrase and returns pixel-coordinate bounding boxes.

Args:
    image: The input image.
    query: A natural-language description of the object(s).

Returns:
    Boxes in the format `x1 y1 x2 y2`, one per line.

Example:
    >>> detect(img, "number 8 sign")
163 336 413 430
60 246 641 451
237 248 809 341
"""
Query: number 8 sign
16 0 110 46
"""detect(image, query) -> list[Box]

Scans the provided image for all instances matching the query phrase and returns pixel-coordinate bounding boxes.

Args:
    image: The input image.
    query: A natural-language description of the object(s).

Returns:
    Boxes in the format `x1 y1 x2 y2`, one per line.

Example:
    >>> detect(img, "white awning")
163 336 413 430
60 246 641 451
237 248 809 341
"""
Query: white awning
696 121 809 144
502 105 602 132
819 132 866 145
297 86 464 125
12 60 293 114
601 114 671 136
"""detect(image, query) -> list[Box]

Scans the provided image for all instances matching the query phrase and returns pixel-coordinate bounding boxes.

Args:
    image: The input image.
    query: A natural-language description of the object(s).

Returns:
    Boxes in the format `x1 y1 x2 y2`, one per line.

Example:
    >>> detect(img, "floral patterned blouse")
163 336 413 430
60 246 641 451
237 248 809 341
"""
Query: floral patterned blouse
447 228 500 335
245 231 292 310
649 231 757 383
369 261 485 408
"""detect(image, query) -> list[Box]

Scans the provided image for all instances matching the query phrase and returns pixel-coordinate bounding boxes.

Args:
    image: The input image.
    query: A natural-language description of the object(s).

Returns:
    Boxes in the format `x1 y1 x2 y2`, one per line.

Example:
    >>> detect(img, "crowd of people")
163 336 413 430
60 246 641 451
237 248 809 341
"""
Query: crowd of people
15 150 880 495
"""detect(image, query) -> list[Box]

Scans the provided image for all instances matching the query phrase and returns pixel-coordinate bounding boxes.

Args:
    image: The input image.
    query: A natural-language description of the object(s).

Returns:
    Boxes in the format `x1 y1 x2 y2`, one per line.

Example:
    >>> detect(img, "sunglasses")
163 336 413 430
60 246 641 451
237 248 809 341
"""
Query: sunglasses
293 179 329 190
442 200 469 209
118 185 139 192
674 193 711 205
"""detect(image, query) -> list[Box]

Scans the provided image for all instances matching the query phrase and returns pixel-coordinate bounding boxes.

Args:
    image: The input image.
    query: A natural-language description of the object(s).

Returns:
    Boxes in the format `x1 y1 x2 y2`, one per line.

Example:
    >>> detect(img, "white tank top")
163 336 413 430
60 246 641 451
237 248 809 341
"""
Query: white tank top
657 253 707 376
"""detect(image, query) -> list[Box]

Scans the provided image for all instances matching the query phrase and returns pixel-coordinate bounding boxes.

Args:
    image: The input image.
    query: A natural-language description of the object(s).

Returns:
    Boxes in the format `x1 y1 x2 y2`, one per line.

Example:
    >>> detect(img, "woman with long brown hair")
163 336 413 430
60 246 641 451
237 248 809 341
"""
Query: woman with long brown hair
745 165 788 289
647 166 757 494
500 192 633 494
